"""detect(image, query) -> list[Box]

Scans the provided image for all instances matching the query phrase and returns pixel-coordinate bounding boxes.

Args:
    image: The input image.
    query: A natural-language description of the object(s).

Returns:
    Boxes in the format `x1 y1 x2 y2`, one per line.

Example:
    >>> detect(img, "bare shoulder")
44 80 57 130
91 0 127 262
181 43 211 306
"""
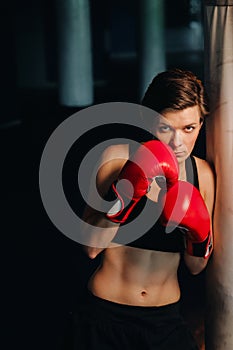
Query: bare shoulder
100 143 129 162
194 156 215 183
193 156 215 211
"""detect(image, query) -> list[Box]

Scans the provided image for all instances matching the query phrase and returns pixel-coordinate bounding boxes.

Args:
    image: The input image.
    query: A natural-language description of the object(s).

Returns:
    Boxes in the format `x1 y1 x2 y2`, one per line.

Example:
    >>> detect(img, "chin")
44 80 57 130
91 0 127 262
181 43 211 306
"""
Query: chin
176 154 189 164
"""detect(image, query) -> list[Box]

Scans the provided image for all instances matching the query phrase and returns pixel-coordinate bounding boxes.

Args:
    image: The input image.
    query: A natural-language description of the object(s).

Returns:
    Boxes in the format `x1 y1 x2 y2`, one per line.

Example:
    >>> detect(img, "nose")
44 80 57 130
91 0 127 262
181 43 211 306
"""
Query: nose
169 130 183 149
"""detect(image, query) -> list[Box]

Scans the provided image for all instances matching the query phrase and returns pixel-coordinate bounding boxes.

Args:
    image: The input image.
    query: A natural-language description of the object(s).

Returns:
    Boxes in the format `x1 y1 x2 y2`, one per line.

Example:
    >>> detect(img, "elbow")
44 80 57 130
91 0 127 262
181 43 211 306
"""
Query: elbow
83 245 103 259
189 268 204 276
88 250 99 260
189 259 208 275
184 252 209 275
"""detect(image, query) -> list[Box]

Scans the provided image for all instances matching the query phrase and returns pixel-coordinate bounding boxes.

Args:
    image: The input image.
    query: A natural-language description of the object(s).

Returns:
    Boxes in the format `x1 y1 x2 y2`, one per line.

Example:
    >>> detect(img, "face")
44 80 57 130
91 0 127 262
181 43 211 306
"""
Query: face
152 106 203 164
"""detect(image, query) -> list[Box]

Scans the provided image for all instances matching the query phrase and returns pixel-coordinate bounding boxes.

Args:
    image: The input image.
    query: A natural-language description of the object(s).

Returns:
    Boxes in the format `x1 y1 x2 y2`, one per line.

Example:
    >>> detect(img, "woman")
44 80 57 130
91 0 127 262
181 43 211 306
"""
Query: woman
73 69 215 349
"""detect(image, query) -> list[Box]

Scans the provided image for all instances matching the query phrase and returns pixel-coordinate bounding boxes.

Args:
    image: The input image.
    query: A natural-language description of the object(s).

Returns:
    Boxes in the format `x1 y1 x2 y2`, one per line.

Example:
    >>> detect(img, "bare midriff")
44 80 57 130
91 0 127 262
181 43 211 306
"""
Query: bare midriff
88 245 181 307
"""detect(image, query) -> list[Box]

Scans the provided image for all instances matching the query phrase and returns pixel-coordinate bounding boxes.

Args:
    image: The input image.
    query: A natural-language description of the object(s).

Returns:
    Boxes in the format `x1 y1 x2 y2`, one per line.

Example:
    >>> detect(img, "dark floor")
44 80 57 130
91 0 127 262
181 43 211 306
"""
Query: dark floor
2 56 207 349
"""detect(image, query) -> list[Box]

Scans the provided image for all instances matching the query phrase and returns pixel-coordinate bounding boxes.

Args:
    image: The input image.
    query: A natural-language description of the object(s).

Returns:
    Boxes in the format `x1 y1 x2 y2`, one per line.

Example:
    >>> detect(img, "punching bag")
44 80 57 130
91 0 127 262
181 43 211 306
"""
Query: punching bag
56 0 93 107
138 0 166 99
204 1 233 349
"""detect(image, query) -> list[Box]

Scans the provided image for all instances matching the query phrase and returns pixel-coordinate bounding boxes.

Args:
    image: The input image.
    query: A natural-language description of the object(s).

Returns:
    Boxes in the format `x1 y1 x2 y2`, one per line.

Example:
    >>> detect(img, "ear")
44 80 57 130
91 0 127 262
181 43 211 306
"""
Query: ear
199 117 204 128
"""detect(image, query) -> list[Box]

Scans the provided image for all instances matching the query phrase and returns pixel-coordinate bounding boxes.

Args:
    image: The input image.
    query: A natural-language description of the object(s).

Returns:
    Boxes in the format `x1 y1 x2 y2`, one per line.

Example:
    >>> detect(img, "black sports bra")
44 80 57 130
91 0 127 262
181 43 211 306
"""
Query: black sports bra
113 156 199 253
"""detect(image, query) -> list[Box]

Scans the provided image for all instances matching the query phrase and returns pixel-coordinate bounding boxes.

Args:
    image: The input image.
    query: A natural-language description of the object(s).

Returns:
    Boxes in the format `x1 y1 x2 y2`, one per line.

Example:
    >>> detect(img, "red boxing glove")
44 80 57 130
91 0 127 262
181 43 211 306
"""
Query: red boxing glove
160 180 213 258
106 140 179 223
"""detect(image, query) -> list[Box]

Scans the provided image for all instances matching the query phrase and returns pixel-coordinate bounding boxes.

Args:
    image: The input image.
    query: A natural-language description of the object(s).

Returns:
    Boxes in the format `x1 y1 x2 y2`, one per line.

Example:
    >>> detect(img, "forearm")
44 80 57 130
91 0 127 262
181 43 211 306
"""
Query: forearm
81 210 120 259
183 229 213 274
183 250 210 275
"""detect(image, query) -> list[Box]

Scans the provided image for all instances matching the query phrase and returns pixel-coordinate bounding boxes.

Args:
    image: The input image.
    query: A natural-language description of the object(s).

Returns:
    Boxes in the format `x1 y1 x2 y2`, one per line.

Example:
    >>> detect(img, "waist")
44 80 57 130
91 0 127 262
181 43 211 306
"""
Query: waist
84 289 182 325
88 250 181 306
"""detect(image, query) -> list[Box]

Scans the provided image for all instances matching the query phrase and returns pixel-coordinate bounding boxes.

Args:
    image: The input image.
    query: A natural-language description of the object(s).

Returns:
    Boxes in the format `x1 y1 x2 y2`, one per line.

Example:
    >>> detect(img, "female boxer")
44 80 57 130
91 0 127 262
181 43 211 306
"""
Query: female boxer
73 69 215 350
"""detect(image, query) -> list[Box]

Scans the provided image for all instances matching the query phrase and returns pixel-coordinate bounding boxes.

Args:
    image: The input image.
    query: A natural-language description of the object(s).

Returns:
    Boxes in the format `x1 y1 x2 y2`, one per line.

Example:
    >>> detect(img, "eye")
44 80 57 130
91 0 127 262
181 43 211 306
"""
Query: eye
158 125 172 133
184 126 195 133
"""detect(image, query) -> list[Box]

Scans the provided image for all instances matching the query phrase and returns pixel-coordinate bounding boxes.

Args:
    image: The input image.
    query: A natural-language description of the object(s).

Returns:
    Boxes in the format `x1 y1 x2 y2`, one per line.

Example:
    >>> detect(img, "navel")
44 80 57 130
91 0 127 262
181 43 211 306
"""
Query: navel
141 290 147 297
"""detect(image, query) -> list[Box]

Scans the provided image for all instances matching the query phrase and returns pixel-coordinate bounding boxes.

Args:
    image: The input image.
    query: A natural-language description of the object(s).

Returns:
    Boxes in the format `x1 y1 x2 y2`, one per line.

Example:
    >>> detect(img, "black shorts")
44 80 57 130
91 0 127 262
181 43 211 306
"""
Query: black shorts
67 290 199 350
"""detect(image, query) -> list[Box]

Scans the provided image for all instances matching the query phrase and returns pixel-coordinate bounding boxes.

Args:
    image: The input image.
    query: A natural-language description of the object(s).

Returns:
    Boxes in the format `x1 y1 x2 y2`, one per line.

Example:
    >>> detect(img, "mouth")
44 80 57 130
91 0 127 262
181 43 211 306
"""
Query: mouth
174 151 185 157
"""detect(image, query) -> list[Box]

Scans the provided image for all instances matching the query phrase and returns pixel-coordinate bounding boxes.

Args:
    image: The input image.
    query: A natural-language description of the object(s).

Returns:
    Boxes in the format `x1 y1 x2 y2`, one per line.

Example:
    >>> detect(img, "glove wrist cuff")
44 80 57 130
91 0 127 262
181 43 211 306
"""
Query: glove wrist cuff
186 232 213 259
105 183 138 224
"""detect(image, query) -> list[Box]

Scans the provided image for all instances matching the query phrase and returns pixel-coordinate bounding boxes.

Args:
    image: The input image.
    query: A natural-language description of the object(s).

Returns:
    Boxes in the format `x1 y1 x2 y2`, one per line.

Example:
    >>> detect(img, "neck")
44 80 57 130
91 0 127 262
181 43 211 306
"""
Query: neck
178 160 187 181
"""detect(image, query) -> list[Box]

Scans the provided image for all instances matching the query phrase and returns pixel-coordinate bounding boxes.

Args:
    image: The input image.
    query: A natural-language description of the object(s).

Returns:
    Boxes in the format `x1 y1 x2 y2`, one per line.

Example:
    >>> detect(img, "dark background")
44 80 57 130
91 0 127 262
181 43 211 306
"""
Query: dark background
1 1 207 349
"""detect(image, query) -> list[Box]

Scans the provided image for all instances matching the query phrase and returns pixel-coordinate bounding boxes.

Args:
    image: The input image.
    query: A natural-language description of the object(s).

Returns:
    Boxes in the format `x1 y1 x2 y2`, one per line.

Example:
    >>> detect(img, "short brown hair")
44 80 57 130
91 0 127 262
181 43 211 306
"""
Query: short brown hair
141 68 209 119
